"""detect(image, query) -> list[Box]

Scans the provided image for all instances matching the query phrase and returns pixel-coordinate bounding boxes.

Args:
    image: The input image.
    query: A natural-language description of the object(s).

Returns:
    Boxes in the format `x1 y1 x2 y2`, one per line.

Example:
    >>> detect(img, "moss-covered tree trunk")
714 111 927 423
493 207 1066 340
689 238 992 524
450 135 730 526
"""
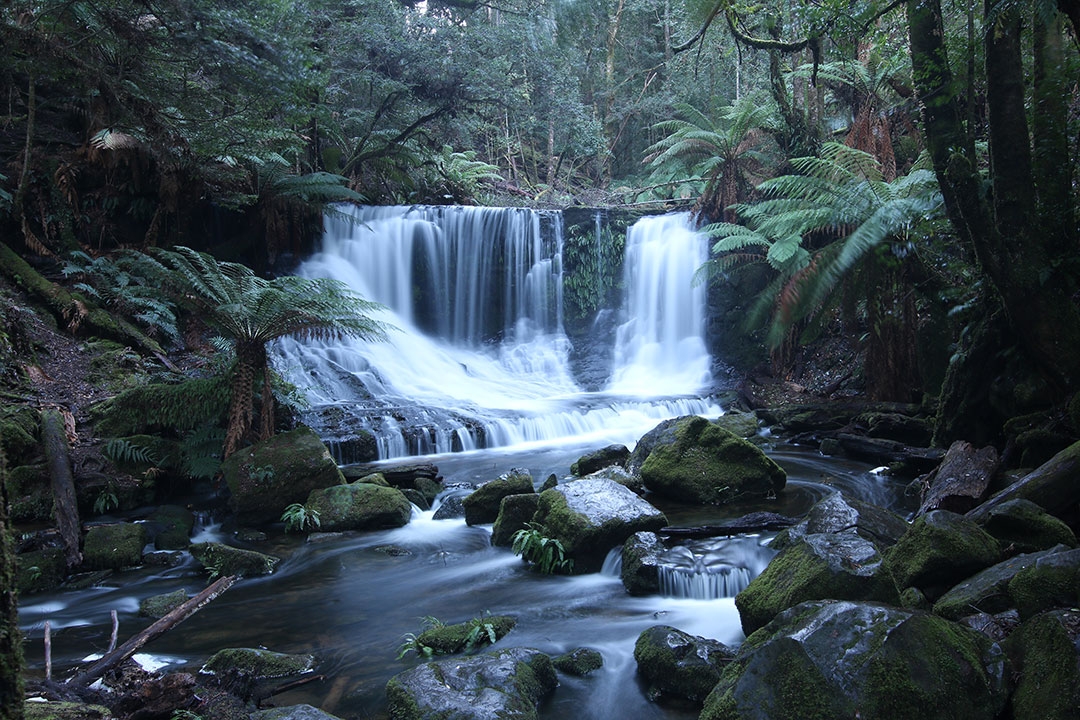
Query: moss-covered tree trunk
0 446 25 720
42 409 81 569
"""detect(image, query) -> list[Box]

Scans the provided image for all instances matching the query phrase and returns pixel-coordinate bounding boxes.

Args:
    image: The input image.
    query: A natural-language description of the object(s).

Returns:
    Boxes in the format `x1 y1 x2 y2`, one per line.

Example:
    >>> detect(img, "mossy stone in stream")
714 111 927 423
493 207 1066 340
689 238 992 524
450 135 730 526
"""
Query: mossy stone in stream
203 647 316 679
190 542 279 578
24 701 112 719
553 647 604 676
306 482 412 531
462 470 534 526
16 547 66 594
82 522 146 570
139 588 188 618
415 615 517 655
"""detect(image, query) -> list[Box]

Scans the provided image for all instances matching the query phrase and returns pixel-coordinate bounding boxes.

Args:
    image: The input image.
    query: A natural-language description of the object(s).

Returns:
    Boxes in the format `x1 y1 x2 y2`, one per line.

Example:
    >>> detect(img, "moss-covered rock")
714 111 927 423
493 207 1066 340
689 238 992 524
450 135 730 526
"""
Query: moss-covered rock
190 542 279 578
203 647 316 678
621 531 664 596
491 494 540 547
16 547 66 594
6 464 52 523
1004 609 1080 720
386 646 556 720
933 546 1065 620
24 701 113 719
639 416 786 505
553 647 603 676
251 705 345 720
222 426 345 525
139 588 188 618
462 469 534 526
702 600 1010 720
980 498 1077 554
533 477 667 573
883 510 1001 599
83 522 146 570
634 625 735 703
415 615 517 655
570 444 630 476
146 504 195 551
771 491 910 552
306 482 412 531
713 411 762 441
0 404 39 466
735 531 899 635
1007 547 1080 620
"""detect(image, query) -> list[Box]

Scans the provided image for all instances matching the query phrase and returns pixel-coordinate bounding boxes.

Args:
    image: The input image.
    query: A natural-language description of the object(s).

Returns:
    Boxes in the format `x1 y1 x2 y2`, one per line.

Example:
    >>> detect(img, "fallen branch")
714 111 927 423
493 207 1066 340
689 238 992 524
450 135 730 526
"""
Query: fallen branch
67 575 238 688
658 511 798 539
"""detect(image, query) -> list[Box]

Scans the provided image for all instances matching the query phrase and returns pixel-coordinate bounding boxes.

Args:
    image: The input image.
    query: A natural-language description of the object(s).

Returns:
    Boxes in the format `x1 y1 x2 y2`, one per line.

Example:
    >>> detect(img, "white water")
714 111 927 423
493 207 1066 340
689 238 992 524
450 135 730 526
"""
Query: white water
274 205 722 459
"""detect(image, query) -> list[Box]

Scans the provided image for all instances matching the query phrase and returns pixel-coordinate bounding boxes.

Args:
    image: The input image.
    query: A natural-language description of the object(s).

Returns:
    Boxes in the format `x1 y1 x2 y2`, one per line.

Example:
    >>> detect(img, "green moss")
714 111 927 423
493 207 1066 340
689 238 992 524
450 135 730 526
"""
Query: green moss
307 482 412 531
147 504 195 550
1005 610 1080 719
553 647 603 676
190 542 279 578
415 615 516 655
203 647 315 678
82 522 146 570
1007 554 1080 619
0 405 39 466
16 548 66 595
138 588 188 618
883 511 1001 596
23 700 113 719
7 464 51 523
462 471 534 525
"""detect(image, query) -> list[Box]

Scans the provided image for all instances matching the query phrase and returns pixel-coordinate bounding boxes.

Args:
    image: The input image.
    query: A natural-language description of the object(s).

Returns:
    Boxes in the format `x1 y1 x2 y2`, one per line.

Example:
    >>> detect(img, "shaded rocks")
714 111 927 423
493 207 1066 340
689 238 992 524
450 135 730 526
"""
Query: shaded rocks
883 509 1001 600
570 444 629 476
412 615 516 656
82 522 146 570
553 647 603 676
306 481 412 532
139 588 188 618
533 477 667 573
252 705 345 720
145 505 195 551
621 531 665 596
771 491 909 551
343 461 442 507
386 647 556 720
463 469 534 526
222 426 345 525
190 542 279 578
1007 547 1080 620
203 647 316 679
966 439 1080 523
702 600 1011 720
639 416 786 505
1004 609 1080 720
980 498 1078 554
491 494 540 547
634 625 736 703
933 546 1066 621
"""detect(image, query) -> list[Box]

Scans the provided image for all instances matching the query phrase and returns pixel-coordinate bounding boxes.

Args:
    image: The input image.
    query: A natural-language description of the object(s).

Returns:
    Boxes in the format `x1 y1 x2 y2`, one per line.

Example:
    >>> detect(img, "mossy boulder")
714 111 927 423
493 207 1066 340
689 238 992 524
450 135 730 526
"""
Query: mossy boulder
491 494 540 547
735 531 899 635
771 491 910 552
203 647 316 679
621 531 665 596
0 404 39 465
1006 547 1080 620
627 416 685 474
462 469 534 526
933 546 1066 621
980 498 1077 554
713 411 762 441
386 646 556 720
584 464 644 494
415 615 517 655
222 426 345 525
702 600 1010 720
306 482 412 531
553 647 603 676
24 701 113 719
6 464 51 522
533 477 668 573
883 510 1001 599
570 444 630 476
83 522 146 570
190 542 279 578
634 625 736 703
146 504 195 551
1004 609 1080 720
639 416 786 505
16 547 67 594
139 588 188 618
251 705 345 720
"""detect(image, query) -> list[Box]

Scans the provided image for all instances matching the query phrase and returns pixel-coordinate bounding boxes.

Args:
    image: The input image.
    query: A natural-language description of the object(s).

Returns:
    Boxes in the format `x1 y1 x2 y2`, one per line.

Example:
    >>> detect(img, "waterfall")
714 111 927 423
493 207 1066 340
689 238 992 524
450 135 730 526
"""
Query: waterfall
655 537 776 600
274 205 723 459
607 213 712 396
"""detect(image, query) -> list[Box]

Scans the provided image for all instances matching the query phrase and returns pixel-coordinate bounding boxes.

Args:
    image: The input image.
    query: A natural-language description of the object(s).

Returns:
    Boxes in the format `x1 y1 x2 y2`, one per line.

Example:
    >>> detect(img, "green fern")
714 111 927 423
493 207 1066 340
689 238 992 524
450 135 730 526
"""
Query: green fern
511 523 574 575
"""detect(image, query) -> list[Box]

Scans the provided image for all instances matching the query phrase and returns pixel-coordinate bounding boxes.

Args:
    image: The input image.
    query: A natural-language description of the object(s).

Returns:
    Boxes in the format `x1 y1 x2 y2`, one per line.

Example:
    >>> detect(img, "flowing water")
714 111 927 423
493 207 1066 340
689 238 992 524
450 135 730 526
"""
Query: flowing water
18 206 917 718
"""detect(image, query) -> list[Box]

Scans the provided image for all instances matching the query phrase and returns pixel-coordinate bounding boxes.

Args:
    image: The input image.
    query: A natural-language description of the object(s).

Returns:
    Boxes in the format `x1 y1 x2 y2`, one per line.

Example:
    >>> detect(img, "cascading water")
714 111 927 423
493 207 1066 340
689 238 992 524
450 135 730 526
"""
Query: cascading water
274 205 722 459
655 537 777 600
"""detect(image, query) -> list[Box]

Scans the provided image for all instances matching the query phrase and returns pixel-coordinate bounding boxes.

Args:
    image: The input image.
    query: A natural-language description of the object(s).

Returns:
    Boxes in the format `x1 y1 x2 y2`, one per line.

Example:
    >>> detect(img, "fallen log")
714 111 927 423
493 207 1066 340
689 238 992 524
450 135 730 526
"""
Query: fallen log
916 440 999 517
42 407 81 568
658 512 799 539
67 574 238 688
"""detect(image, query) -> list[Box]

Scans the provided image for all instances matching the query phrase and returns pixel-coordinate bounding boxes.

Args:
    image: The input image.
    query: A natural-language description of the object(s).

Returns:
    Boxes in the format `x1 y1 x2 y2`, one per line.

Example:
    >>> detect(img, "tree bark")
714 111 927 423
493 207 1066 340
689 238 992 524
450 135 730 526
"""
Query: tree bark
0 446 25 720
42 408 82 569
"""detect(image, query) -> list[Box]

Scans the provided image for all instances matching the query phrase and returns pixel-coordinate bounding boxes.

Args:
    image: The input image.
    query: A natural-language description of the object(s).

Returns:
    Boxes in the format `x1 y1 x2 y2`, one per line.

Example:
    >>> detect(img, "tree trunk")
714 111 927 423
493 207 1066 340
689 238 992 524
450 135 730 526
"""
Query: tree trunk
42 408 81 569
0 446 25 720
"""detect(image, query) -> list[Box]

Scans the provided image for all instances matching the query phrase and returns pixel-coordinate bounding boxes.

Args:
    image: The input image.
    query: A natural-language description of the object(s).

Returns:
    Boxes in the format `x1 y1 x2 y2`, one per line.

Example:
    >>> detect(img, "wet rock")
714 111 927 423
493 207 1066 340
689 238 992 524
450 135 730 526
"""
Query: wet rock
735 531 899 635
883 510 1001 599
713 411 762 441
702 600 1011 720
463 469 534 526
491 494 540 547
306 482 412 531
190 542 279 577
1007 547 1080 619
639 416 786 505
1004 609 1080 720
203 647 316 678
859 411 934 446
414 615 517 655
82 522 146 570
571 444 630 476
432 494 466 520
554 647 604 676
533 477 667 573
252 705 345 720
621 531 665 596
386 646 556 720
960 609 1021 643
933 546 1066 620
146 504 195 550
771 491 909 551
627 416 685 474
585 464 644 494
139 588 188 618
634 625 736 703
222 426 345 525
980 498 1077 554
23 701 113 719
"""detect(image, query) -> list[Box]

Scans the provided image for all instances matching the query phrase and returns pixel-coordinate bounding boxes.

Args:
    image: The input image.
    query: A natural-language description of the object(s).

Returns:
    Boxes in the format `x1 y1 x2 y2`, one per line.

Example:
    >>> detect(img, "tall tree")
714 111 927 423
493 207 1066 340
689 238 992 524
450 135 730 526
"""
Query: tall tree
0 445 23 720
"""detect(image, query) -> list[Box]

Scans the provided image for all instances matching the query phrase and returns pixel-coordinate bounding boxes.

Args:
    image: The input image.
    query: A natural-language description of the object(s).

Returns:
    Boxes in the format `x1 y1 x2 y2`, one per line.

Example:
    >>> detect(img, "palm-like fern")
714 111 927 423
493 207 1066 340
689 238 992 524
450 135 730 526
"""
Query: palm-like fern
130 247 387 457
700 142 944 348
643 96 780 221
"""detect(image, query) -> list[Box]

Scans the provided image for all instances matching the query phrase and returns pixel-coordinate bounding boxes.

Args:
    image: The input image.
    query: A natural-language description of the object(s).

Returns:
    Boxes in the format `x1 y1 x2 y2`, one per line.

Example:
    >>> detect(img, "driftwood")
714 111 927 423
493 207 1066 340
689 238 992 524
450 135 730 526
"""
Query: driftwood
916 440 999 517
42 407 82 568
966 440 1080 523
67 574 238 688
658 512 799 539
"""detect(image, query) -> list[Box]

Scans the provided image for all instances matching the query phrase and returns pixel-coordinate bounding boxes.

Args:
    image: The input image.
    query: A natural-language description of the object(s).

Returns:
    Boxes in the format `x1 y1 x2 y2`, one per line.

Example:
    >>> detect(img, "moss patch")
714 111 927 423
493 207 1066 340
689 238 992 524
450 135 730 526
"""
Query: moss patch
203 647 315 679
82 522 146 570
190 542 279 578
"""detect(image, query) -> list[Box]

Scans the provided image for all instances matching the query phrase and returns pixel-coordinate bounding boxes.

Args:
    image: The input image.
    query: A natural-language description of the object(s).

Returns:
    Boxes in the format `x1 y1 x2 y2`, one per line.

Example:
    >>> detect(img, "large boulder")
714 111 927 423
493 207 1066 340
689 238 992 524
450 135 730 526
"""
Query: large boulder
306 482 412 532
627 417 684 475
634 625 736 703
883 510 1001 599
735 531 899 635
639 416 786 505
82 522 146 570
772 491 909 551
1006 547 1080 619
532 477 667 573
222 426 345 525
571 444 630 476
463 470 534 526
145 505 195 551
1005 609 1080 720
702 601 1011 720
979 498 1078 554
386 647 556 720
933 546 1067 620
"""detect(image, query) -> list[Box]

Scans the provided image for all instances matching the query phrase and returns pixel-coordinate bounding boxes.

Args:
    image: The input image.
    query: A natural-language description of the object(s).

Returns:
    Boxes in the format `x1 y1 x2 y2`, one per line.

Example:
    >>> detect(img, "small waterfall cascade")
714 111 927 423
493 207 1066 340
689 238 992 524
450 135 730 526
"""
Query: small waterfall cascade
608 213 712 396
274 205 723 459
655 537 776 600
